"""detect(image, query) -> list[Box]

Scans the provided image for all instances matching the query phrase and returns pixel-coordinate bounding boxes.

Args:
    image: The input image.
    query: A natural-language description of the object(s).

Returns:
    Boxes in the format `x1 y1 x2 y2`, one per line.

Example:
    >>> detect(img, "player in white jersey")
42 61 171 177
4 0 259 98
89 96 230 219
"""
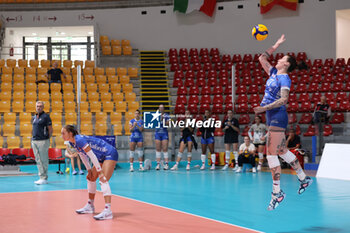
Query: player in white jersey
248 115 268 171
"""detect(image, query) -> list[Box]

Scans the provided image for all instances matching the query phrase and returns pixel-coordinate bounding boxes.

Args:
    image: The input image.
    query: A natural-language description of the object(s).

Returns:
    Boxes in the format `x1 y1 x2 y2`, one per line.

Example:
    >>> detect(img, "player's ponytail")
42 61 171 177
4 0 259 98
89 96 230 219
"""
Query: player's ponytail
64 124 79 136
287 55 308 73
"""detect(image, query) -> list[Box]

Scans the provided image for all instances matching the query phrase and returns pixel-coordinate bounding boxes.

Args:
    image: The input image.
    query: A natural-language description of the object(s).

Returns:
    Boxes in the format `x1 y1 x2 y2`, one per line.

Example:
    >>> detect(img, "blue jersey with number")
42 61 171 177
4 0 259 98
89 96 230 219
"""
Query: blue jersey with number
129 118 143 139
70 135 118 162
155 113 170 134
261 67 291 111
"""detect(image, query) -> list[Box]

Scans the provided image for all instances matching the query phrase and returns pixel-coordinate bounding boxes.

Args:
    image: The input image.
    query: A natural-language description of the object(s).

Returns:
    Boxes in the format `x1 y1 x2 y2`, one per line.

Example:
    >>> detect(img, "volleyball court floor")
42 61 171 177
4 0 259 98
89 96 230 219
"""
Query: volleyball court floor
1 162 350 233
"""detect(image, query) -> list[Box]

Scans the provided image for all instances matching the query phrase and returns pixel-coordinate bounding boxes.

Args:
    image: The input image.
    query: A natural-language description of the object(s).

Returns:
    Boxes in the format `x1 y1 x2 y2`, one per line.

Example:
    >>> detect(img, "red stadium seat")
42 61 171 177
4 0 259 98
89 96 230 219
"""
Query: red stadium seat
313 59 323 67
188 95 199 105
207 77 217 87
299 74 310 84
225 85 232 95
174 70 185 79
241 76 252 86
201 86 211 95
214 62 222 71
236 85 247 94
212 86 223 95
224 95 232 105
335 58 346 67
173 77 183 87
219 77 230 86
188 103 198 114
344 82 350 91
247 84 259 94
189 48 198 57
190 55 200 64
213 94 224 104
235 62 245 71
207 70 217 79
214 127 224 137
196 70 206 79
236 103 249 113
298 93 310 103
288 113 297 124
324 92 335 101
200 55 210 64
196 77 206 87
179 48 188 57
311 74 322 83
300 101 312 112
259 84 266 94
168 48 177 57
181 63 191 71
239 114 250 125
253 53 261 62
323 124 333 136
224 103 233 113
177 86 187 95
334 73 345 82
295 83 307 93
338 100 350 112
297 52 307 61
243 54 252 63
221 54 231 63
254 76 264 85
320 82 331 92
189 86 200 95
249 102 259 113
199 103 210 114
225 61 234 70
308 82 319 92
169 55 178 64
311 92 322 103
184 78 195 87
49 148 64 174
329 112 344 124
336 92 347 102
203 63 212 71
232 54 242 63
176 95 187 105
324 58 334 67
212 103 224 114
170 63 180 71
287 102 299 112
249 94 260 104
289 93 297 102
211 55 220 64
246 62 256 70
192 62 202 71
200 48 209 57
210 48 220 56
241 125 250 137
201 95 212 105
298 113 313 124
303 124 316 136
185 70 195 79
219 69 228 78
328 100 338 112
180 55 189 64
323 73 334 83
333 82 344 92
174 104 186 114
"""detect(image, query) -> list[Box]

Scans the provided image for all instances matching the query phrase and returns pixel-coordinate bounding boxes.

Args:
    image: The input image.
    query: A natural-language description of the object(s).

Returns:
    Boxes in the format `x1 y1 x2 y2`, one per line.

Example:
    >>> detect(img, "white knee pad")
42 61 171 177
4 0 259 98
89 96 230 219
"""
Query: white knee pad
258 152 264 160
266 155 280 168
201 154 206 162
87 180 96 194
211 154 216 163
187 153 192 158
225 151 230 160
163 152 169 159
177 152 183 158
233 151 238 161
99 180 112 196
137 149 143 159
156 151 161 159
280 150 296 164
129 151 135 159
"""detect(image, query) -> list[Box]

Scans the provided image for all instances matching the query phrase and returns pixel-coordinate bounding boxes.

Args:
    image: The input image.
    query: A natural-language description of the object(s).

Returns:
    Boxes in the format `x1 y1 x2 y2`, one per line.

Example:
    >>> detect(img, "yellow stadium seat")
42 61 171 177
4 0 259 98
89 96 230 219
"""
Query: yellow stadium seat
51 101 63 112
113 124 123 136
112 46 122 55
106 67 116 76
13 92 24 101
51 91 62 102
123 83 133 92
7 136 20 149
26 84 37 93
125 111 134 122
51 60 61 67
3 123 15 136
124 125 131 136
102 46 112 56
107 75 119 84
83 67 94 76
64 101 76 112
99 83 109 92
12 101 24 113
123 46 132 56
52 123 62 136
38 83 49 92
121 39 130 47
26 67 36 74
0 59 5 67
20 123 32 136
13 83 24 92
96 75 107 84
0 136 3 148
100 36 110 46
79 83 86 92
115 101 127 112
100 92 112 102
95 123 107 136
50 112 62 124
110 83 121 92
87 83 98 92
1 74 12 82
14 67 24 75
25 91 37 102
29 60 39 68
22 136 32 149
80 92 87 102
71 69 78 77
128 101 140 112
62 92 74 103
2 67 13 74
25 101 36 113
61 67 71 75
87 92 99 102
1 82 12 92
63 60 72 68
74 60 84 68
54 136 66 149
63 75 72 83
95 112 107 123
65 112 77 125
37 67 48 75
84 75 95 83
125 92 136 102
80 123 93 135
26 74 36 83
90 101 101 112
37 74 48 83
85 60 95 68
128 67 138 78
80 101 89 112
19 112 32 124
113 92 124 102
119 75 130 84
110 112 122 125
42 101 51 111
41 60 51 68
4 112 16 124
81 112 92 123
102 101 114 112
62 83 73 92
0 92 11 101
18 59 28 68
94 67 105 76
38 92 50 102
117 67 127 76
6 59 16 67
51 83 61 92
111 40 120 46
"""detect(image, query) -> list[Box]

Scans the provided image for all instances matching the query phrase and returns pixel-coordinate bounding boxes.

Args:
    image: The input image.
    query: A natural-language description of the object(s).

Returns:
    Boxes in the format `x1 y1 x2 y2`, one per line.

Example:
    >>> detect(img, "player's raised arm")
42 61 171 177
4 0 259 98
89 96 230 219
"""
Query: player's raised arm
259 34 286 74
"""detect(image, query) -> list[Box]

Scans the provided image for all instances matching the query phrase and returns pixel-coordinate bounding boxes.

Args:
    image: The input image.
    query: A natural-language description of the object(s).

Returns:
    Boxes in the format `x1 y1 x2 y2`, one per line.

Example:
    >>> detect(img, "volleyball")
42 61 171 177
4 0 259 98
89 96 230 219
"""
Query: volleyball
252 24 268 41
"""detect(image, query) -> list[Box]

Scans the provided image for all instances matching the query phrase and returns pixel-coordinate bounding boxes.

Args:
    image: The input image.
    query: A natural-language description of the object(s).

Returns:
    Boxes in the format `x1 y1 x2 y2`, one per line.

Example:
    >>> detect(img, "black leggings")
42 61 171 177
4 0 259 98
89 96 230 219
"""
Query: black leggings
238 154 256 167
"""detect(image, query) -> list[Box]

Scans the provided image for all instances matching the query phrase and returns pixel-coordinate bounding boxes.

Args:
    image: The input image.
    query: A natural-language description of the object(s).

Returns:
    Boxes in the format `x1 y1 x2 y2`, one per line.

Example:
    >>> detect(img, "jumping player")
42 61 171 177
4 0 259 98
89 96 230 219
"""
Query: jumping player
254 34 312 210
129 110 144 172
61 125 118 220
155 104 170 170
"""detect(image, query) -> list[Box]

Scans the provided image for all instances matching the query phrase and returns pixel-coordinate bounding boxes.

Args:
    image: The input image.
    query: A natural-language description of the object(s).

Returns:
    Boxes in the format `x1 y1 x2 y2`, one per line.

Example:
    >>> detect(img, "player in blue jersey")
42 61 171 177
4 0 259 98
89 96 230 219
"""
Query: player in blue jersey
61 125 118 220
155 104 170 170
254 34 312 211
129 109 144 172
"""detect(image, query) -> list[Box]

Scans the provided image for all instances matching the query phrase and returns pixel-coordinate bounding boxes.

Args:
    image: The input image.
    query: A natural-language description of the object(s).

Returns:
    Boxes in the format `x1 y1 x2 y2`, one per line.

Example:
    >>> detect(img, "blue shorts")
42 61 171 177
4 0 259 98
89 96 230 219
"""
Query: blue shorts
201 137 214 145
130 137 143 143
100 150 119 163
266 109 288 129
180 136 192 142
155 133 169 141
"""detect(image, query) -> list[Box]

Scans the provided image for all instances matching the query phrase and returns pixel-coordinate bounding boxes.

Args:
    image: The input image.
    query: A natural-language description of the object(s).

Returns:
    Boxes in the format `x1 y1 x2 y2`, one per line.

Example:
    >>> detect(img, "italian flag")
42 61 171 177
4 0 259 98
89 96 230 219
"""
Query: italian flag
174 0 217 17
260 0 298 14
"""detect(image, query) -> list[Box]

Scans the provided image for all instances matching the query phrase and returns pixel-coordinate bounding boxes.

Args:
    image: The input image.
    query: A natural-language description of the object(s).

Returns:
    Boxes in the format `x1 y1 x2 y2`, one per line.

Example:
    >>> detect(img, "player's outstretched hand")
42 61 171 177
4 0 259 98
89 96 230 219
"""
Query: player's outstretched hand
274 34 286 49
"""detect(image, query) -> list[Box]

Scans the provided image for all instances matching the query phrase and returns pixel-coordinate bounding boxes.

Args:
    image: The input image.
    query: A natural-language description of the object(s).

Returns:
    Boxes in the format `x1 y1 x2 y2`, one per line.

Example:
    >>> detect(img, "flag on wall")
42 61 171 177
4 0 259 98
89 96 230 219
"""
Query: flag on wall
260 0 298 14
174 0 217 17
